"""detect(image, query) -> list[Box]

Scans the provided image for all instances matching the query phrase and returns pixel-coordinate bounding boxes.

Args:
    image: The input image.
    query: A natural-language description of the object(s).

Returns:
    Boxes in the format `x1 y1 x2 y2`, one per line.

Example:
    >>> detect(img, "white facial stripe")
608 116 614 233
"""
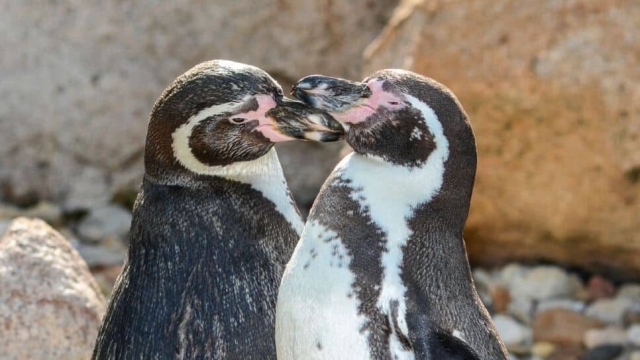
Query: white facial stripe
333 94 449 358
276 220 370 359
453 330 466 342
171 101 302 233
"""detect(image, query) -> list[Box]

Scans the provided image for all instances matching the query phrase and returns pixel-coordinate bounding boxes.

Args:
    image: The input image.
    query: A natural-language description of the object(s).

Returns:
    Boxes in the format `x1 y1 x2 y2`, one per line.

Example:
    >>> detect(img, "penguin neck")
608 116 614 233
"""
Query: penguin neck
145 148 303 234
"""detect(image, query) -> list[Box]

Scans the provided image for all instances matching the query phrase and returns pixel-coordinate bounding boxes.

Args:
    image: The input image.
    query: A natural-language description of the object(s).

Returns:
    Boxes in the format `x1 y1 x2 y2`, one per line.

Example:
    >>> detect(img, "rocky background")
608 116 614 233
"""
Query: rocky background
0 0 638 359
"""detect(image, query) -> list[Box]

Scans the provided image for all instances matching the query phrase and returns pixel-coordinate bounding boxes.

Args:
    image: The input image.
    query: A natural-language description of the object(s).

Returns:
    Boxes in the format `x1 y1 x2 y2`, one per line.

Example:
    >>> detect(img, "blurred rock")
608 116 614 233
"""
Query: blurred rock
498 263 531 289
628 324 640 346
587 275 617 300
0 217 106 360
508 296 535 324
537 299 587 314
547 345 585 360
511 266 582 301
77 204 132 243
533 309 603 346
363 0 640 280
581 344 624 360
583 326 627 349
473 267 495 309
631 351 640 360
0 0 396 211
0 219 9 238
0 202 21 219
493 314 532 350
586 297 635 325
531 342 556 359
618 284 640 302
491 286 512 314
74 241 127 268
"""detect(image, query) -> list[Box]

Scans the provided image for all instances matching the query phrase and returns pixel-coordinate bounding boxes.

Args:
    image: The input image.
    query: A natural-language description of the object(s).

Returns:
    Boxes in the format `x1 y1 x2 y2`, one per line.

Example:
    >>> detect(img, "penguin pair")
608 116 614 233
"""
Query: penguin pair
92 60 343 359
276 71 509 359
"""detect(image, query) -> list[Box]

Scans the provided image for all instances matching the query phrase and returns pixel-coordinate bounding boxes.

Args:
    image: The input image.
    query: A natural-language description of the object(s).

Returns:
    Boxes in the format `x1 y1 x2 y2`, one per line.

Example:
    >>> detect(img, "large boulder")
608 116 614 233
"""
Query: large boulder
0 1 396 210
0 217 106 359
362 0 640 279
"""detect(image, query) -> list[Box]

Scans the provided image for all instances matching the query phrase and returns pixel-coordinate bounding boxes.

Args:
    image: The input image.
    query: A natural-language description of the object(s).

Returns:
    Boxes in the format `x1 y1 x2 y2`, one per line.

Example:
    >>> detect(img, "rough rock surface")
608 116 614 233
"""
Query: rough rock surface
0 0 395 210
362 0 640 279
0 217 106 360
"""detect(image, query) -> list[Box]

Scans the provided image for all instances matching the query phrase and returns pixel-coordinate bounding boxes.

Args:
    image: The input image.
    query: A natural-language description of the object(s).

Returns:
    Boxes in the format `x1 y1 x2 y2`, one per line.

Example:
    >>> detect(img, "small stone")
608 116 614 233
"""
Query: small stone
74 241 127 268
533 308 603 345
586 297 634 325
0 202 21 219
623 304 640 326
537 298 586 314
492 286 512 314
22 201 63 227
628 324 640 346
618 284 640 302
629 351 640 360
587 275 616 300
493 314 532 350
547 345 585 360
508 296 535 324
498 263 530 289
0 219 10 238
77 204 132 243
581 344 623 360
583 326 627 349
511 266 581 301
531 342 556 358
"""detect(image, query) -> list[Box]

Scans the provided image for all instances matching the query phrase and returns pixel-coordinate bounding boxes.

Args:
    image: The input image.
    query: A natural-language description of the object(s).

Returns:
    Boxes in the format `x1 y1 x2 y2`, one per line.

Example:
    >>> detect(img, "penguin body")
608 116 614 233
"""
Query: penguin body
92 60 343 359
277 70 508 360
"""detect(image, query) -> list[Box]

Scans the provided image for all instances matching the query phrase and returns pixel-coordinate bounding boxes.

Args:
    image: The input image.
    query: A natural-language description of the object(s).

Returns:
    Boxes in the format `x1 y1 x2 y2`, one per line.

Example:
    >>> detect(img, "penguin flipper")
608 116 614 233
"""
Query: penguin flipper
406 314 481 360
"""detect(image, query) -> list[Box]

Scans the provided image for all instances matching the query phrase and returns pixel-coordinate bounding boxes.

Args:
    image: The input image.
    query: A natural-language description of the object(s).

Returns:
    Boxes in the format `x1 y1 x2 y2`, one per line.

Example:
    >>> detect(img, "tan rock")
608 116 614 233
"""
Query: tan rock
0 218 106 360
0 1 396 210
533 309 604 345
363 0 640 279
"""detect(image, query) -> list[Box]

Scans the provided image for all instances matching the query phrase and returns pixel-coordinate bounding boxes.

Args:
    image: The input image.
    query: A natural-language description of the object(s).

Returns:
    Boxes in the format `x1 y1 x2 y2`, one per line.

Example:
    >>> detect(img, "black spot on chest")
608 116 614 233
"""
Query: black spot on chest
308 174 392 357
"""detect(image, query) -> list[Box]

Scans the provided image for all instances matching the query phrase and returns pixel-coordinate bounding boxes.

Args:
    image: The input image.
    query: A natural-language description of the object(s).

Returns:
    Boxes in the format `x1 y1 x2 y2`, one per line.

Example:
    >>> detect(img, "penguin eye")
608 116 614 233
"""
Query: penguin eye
230 117 246 124
388 101 399 106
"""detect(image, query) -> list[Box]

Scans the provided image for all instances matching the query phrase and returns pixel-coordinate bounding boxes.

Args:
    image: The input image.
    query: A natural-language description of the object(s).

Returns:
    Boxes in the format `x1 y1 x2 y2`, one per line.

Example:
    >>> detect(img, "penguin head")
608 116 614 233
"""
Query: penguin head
292 70 474 168
145 60 343 183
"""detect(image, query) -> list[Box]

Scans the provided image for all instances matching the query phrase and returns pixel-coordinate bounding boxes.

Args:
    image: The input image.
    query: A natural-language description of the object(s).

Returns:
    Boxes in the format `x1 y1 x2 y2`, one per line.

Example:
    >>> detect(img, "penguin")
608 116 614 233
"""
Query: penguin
92 60 343 359
276 70 509 360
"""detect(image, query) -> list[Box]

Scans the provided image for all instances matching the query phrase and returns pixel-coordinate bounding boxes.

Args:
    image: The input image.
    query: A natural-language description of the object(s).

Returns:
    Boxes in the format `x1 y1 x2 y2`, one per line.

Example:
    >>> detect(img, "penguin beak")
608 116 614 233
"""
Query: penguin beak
263 97 345 142
291 75 371 113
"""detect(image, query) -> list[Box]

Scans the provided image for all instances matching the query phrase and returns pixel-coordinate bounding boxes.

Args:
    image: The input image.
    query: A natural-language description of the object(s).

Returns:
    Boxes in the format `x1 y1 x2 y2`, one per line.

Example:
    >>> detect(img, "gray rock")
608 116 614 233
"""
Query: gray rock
77 204 132 243
586 297 635 325
537 298 587 314
618 284 640 302
511 265 582 301
492 314 532 350
508 296 535 324
0 202 21 219
0 0 396 210
630 351 640 360
22 201 64 226
0 217 106 359
581 344 623 360
584 326 627 349
0 219 10 238
628 324 640 346
74 241 127 268
498 263 530 289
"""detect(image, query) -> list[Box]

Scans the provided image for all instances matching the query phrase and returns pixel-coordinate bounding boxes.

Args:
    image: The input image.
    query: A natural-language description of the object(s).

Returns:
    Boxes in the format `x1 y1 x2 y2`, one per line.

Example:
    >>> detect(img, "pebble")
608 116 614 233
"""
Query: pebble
628 324 640 346
73 240 127 268
77 204 132 243
492 286 512 314
585 297 634 325
618 284 640 302
511 266 582 301
0 201 63 226
537 298 586 314
587 275 616 300
581 344 623 360
509 296 535 324
533 308 603 346
531 342 555 358
499 263 530 289
630 351 640 360
583 326 627 349
493 314 532 350
0 219 10 238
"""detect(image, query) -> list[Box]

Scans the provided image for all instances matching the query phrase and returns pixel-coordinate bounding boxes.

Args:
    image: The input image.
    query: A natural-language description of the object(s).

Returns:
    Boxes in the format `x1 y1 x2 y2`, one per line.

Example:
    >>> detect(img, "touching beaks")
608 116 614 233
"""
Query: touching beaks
291 75 371 113
257 97 344 143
